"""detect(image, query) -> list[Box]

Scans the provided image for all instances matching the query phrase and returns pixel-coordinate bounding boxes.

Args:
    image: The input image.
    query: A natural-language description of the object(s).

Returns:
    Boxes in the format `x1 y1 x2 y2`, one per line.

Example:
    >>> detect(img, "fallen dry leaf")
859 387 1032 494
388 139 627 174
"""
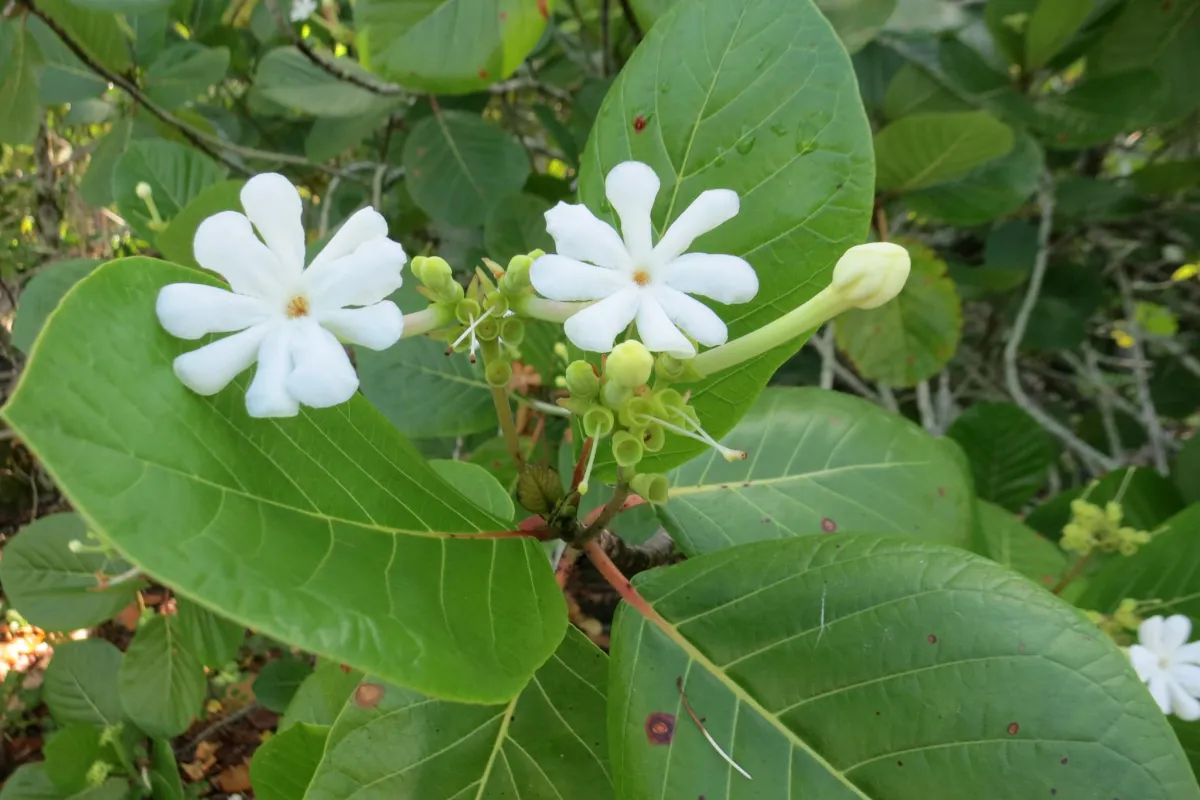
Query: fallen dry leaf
214 762 252 793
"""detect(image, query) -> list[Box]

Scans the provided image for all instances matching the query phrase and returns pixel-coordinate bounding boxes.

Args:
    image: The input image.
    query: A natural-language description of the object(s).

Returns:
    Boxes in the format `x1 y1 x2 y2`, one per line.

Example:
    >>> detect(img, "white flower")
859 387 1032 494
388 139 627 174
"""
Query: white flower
156 173 405 418
1129 614 1200 720
530 161 758 358
289 0 318 21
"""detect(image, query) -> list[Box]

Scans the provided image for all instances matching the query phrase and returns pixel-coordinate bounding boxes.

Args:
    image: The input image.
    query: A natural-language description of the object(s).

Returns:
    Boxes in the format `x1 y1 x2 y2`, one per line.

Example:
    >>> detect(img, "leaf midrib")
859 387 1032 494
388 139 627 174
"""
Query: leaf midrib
668 460 931 497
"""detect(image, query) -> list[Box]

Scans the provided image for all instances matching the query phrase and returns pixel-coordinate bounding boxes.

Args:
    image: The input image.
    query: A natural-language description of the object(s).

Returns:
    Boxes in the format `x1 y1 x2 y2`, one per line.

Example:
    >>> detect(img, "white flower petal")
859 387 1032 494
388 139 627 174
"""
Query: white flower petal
172 324 271 396
245 325 299 418
635 294 695 358
530 255 630 301
285 319 358 408
1175 641 1200 665
1129 645 1161 682
194 211 291 302
606 161 659 263
1139 616 1167 655
1149 673 1174 715
156 283 271 340
309 207 389 269
1172 663 1200 695
653 189 739 264
563 285 641 353
1162 615 1193 652
318 301 404 350
1169 678 1200 720
303 238 406 311
241 173 306 277
650 285 728 348
659 253 759 304
544 202 632 270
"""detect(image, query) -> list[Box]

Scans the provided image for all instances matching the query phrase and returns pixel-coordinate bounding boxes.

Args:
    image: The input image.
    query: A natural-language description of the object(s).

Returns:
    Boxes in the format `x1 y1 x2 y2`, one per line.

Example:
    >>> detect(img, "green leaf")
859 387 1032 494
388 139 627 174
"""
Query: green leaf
0 22 43 147
12 260 102 354
609 535 1200 798
581 0 874 475
483 193 554 264
947 402 1058 511
1132 158 1200 195
0 764 128 800
430 459 516 523
906 130 1043 225
1026 467 1186 539
148 738 185 800
254 656 315 714
357 336 498 439
532 103 580 167
629 0 678 27
44 725 116 794
1176 436 1200 504
985 0 1038 66
355 0 550 94
661 387 972 556
250 723 329 800
155 179 244 269
875 110 1015 191
79 118 132 208
43 639 124 727
252 48 380 118
976 499 1066 589
35 0 129 72
1025 0 1093 69
882 62 971 119
60 0 171 11
1024 69 1165 149
835 241 962 386
3 257 566 702
26 16 109 105
120 614 206 738
176 599 244 668
281 660 362 730
1134 301 1179 336
302 626 611 799
0 513 143 632
403 110 531 226
145 43 230 109
304 99 399 162
113 139 225 240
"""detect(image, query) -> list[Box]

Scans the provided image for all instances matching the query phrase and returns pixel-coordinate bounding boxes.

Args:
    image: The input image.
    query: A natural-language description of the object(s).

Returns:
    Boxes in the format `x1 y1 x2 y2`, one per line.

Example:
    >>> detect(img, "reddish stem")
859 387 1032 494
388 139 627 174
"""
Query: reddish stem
570 437 594 492
583 539 669 627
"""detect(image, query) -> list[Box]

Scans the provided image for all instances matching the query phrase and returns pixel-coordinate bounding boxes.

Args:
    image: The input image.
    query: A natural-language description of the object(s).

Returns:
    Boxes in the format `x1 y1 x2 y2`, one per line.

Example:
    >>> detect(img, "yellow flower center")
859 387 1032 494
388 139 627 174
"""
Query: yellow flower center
632 269 651 286
286 295 310 318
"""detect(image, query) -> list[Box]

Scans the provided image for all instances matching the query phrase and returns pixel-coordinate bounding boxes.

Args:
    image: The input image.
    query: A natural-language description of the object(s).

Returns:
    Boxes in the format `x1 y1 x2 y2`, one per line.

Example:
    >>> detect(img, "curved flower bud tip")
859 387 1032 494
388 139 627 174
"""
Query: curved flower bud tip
606 340 655 389
529 161 759 358
155 172 408 418
831 242 910 310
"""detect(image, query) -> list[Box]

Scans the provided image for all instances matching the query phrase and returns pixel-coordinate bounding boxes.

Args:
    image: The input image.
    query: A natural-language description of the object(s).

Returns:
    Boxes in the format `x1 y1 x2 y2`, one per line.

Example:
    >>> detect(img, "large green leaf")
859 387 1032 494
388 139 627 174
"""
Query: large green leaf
145 43 230 109
1025 0 1093 69
300 626 611 799
252 48 379 117
580 0 874 475
0 513 143 632
1078 503 1200 617
875 111 1015 191
0 22 42 147
119 614 207 738
402 110 531 227
12 260 102 354
976 499 1066 589
357 336 499 439
835 241 962 386
661 387 972 556
947 402 1058 511
281 660 363 730
356 0 550 94
113 139 225 241
2 258 566 703
43 639 124 727
906 131 1043 225
609 536 1200 798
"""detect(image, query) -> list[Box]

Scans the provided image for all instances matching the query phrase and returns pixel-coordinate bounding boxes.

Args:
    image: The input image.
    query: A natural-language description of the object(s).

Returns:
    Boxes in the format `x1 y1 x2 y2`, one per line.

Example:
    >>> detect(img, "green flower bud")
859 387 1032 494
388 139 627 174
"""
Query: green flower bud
476 318 501 341
501 255 533 291
831 242 910 310
135 181 153 200
553 342 570 360
456 299 481 324
86 761 112 787
618 395 654 429
527 248 546 260
484 293 510 316
486 360 512 387
606 341 655 389
410 255 429 282
657 353 687 381
583 405 614 438
631 473 670 505
501 317 525 345
611 430 644 467
641 422 666 452
601 380 633 409
565 361 600 399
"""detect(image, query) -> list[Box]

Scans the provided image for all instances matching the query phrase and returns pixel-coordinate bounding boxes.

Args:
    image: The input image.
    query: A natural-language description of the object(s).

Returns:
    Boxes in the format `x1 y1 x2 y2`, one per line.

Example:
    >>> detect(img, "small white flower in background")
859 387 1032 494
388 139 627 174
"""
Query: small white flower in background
289 0 318 21
530 161 758 358
156 173 406 418
1128 614 1200 720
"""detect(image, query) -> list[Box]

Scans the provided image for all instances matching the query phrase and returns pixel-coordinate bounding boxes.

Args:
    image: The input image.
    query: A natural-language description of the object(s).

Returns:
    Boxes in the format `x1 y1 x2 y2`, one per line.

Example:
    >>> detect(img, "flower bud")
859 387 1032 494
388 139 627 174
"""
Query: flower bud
611 430 644 467
831 242 910 310
484 293 509 316
601 380 633 409
565 360 600 399
476 317 501 342
606 340 655 389
135 181 153 200
485 360 512 387
516 463 563 514
501 317 524 345
641 422 665 452
410 255 428 281
501 255 533 291
631 473 670 505
455 299 481 324
67 539 85 553
583 405 614 437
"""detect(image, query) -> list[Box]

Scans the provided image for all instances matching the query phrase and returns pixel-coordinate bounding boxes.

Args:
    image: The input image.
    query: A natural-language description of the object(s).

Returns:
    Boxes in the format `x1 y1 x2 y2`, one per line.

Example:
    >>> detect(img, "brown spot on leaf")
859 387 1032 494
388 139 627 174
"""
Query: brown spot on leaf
339 664 352 674
538 0 549 18
937 487 945 497
1060 757 1068 765
633 115 647 132
927 634 937 644
646 712 675 744
355 683 385 708
1008 722 1020 735
479 69 489 79
821 517 837 532
499 10 507 20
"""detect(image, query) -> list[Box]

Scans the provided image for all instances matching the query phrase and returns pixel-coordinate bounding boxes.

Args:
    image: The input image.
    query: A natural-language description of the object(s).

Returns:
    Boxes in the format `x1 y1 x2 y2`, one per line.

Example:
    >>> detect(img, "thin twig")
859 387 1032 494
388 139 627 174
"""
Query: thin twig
935 372 955 430
1116 268 1169 473
1080 346 1125 461
817 324 836 390
175 704 259 757
1153 334 1200 381
579 480 631 542
617 0 644 41
1003 174 1118 473
915 380 937 433
876 383 900 413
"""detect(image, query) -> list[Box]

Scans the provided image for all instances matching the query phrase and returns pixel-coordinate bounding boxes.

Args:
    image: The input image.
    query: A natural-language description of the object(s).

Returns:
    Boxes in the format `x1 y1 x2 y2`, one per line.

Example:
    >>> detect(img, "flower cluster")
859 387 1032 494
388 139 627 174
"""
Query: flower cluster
1060 499 1151 556
1129 614 1200 721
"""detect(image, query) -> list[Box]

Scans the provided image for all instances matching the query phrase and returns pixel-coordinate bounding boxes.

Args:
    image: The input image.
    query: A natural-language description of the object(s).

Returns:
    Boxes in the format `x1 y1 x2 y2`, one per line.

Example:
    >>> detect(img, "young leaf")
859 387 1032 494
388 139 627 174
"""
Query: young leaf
609 536 1200 798
0 764 128 800
43 639 124 727
119 614 207 738
148 738 185 800
430 460 517 523
252 48 379 117
580 0 875 475
43 725 117 794
1024 0 1093 70
112 139 225 240
250 723 329 800
144 43 230 109
3 258 566 702
281 660 363 730
176 599 245 668
254 656 315 714
905 132 1044 225
946 402 1058 511
976 499 1066 589
0 512 143 632
662 387 972 556
875 110 1015 191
